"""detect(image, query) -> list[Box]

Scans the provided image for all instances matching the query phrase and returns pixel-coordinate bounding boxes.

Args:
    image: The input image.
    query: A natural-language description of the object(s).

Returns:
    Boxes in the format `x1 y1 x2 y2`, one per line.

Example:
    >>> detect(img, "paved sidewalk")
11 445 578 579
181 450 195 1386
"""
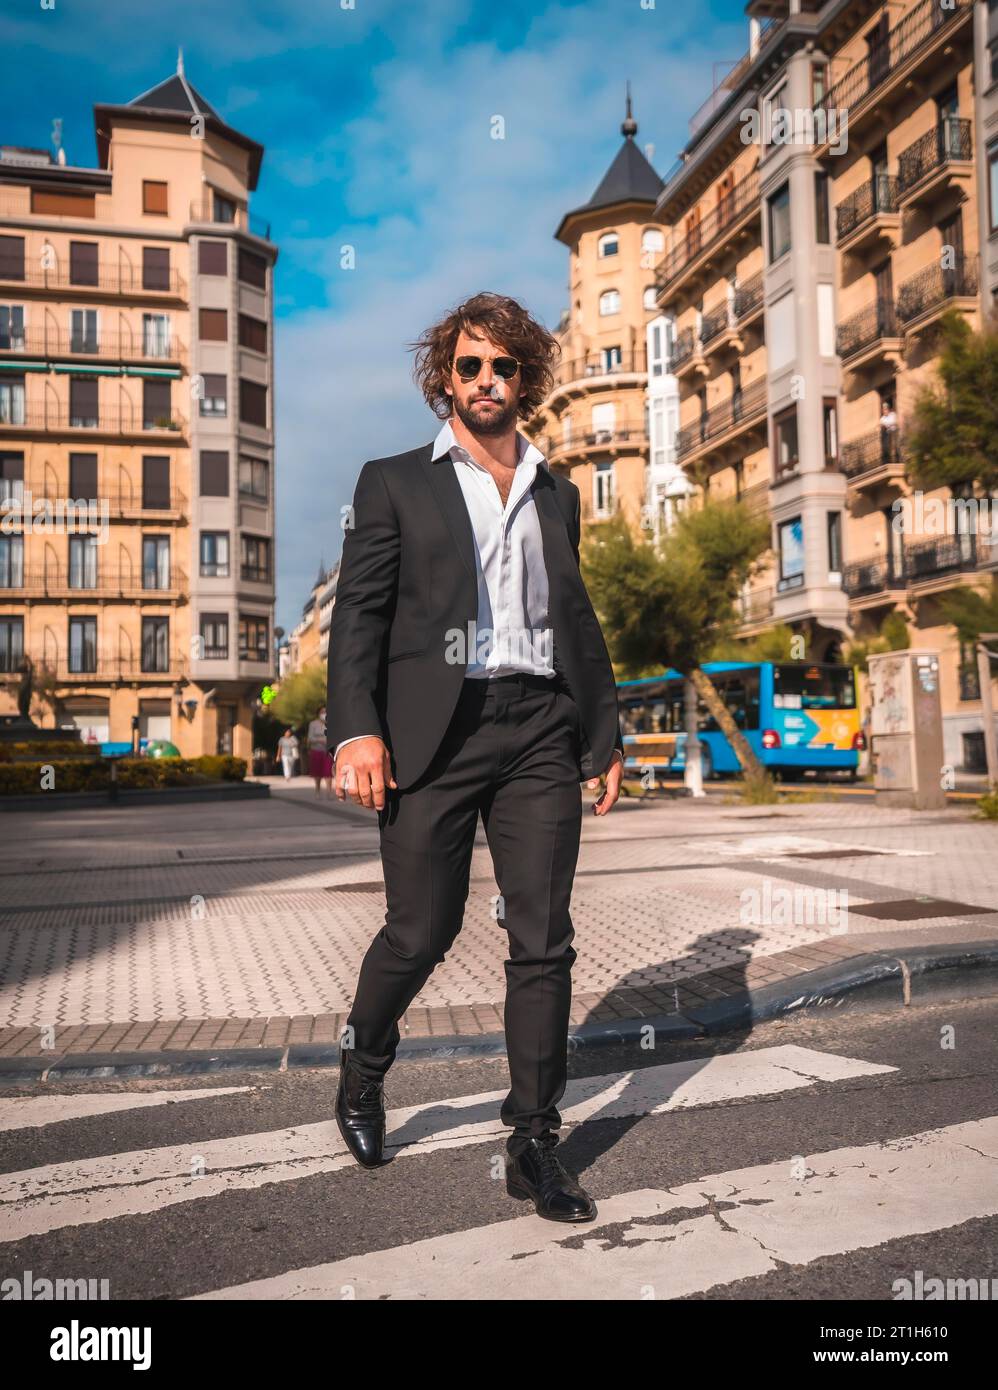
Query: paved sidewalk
2 779 997 1067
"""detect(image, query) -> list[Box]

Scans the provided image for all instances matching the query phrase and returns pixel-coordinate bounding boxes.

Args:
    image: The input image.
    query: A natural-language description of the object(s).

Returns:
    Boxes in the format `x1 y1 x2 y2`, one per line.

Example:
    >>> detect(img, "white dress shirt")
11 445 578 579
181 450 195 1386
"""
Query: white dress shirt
333 419 554 758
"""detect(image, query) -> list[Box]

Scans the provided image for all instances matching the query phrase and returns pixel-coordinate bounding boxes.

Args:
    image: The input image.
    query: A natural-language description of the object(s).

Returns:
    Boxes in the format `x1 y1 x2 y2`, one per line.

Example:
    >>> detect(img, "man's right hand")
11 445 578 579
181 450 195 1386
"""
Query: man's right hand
334 737 397 810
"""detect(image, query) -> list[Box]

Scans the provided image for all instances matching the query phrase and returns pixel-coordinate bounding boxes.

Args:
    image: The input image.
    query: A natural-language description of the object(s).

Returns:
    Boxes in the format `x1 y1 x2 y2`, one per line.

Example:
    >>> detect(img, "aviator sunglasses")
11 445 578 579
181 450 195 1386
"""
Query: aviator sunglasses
453 354 521 381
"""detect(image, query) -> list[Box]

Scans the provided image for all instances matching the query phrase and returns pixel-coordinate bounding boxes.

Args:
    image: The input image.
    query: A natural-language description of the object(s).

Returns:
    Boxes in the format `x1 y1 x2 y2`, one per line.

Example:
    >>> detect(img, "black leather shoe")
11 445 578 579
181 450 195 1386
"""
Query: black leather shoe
505 1135 597 1222
335 1050 386 1168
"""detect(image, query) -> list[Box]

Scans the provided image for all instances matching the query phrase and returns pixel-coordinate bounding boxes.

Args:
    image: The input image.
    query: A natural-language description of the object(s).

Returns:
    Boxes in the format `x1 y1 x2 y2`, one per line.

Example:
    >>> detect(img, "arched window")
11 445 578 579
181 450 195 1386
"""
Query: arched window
598 232 619 258
641 227 665 254
599 289 620 316
643 285 658 310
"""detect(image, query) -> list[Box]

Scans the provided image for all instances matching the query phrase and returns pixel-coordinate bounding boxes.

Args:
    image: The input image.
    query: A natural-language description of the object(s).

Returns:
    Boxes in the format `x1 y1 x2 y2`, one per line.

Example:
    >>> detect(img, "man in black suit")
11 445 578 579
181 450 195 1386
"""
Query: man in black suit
327 291 624 1221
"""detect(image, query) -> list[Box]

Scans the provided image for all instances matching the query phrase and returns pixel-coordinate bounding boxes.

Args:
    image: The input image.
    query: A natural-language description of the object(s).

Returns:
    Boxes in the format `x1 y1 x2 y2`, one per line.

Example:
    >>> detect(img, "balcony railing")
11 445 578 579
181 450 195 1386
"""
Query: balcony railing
189 201 272 242
896 257 978 325
670 327 697 370
675 377 767 460
654 169 760 293
905 536 978 581
0 406 186 437
3 568 187 596
835 174 898 243
815 0 968 125
0 328 186 366
898 118 973 195
0 264 187 298
551 351 645 389
700 300 731 347
733 271 763 322
39 654 189 683
737 585 774 624
842 555 905 598
836 300 899 361
840 429 903 479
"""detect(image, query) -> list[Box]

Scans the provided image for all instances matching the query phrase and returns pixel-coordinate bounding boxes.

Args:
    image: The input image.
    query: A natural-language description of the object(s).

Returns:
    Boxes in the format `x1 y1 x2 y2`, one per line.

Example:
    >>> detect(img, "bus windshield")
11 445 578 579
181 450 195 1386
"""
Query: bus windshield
773 663 856 710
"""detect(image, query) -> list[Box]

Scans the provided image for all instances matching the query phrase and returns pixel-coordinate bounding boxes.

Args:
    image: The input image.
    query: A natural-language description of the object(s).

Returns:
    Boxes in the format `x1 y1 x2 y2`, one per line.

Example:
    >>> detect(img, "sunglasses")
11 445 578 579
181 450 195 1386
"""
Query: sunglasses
453 355 521 381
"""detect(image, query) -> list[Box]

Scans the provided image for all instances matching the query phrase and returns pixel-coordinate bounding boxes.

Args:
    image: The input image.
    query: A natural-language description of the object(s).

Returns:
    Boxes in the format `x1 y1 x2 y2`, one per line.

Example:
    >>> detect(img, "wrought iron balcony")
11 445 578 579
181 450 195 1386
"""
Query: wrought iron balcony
814 0 969 131
905 536 978 582
896 256 979 326
654 169 760 296
839 429 903 480
189 201 272 242
836 300 900 363
700 301 731 347
2 567 187 597
898 117 973 198
675 378 767 461
670 327 697 371
842 555 905 599
0 264 187 298
732 271 764 323
736 585 774 625
835 174 898 244
549 350 645 391
0 406 186 437
0 327 185 366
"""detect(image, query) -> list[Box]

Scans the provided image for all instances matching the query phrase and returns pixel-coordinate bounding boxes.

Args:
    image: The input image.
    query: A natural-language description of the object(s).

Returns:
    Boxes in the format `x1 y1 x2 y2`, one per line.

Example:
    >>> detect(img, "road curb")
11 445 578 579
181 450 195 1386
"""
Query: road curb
2 940 996 1083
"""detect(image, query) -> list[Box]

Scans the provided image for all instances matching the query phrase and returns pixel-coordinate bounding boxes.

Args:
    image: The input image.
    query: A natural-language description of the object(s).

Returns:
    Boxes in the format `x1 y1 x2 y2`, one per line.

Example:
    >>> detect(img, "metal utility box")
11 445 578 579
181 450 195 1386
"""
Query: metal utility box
867 650 946 810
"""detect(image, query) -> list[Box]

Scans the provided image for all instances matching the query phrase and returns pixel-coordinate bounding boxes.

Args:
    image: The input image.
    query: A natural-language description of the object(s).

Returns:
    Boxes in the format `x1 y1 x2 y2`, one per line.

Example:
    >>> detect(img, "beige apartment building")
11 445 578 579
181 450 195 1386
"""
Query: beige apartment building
643 0 991 771
527 97 692 534
0 60 277 759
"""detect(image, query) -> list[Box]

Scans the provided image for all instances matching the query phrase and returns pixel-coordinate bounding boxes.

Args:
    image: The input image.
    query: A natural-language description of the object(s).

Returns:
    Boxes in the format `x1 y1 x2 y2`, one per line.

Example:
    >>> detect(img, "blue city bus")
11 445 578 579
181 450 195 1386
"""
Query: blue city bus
617 661 863 781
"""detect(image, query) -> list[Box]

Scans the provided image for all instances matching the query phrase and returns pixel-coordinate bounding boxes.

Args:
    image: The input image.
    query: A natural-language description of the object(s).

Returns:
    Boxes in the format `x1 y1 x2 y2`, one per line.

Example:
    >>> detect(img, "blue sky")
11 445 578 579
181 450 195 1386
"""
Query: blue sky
2 0 749 635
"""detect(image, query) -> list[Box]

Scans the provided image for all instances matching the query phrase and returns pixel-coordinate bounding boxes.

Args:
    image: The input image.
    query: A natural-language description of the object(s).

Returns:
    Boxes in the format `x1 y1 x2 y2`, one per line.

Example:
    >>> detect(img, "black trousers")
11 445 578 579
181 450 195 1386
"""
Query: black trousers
344 672 584 1155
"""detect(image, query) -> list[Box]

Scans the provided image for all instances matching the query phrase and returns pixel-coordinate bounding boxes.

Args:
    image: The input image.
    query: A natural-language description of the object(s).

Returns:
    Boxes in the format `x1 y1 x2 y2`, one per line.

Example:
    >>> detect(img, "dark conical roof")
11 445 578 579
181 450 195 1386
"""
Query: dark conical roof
554 90 663 243
93 52 264 189
126 72 221 121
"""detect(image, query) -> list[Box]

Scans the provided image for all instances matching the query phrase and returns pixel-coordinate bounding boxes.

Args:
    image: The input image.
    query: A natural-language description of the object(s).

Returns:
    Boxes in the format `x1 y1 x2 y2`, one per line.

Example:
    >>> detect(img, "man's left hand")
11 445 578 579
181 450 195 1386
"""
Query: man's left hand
587 748 623 816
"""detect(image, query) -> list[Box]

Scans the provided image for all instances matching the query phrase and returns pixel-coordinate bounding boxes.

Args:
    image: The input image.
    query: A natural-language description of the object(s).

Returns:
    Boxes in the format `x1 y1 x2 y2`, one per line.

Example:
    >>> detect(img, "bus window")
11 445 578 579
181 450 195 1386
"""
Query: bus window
725 671 760 729
774 663 855 710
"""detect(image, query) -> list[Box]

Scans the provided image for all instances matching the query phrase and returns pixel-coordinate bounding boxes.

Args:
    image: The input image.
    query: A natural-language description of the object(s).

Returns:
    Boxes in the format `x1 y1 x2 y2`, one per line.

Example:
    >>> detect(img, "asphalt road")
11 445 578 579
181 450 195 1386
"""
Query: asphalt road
1 987 996 1305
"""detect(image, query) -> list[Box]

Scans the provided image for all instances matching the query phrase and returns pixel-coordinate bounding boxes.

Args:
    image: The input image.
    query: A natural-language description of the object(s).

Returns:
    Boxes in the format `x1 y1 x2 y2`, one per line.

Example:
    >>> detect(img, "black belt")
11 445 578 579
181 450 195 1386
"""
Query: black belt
463 672 561 692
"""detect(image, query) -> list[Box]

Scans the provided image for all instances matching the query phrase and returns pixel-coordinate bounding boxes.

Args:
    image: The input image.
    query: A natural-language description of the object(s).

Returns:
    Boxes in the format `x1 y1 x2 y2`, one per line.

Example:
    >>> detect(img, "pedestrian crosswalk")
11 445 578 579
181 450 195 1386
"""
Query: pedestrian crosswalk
194 1116 998 1301
0 1045 994 1300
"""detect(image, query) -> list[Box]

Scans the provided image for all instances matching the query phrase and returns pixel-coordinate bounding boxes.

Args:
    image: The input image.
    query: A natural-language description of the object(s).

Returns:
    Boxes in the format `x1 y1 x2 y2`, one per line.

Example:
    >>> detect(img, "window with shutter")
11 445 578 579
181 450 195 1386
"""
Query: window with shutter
199 241 228 275
69 241 99 287
69 377 99 428
200 451 230 497
199 308 228 341
143 181 169 215
69 453 98 500
0 237 25 281
142 455 171 509
142 246 170 291
239 379 267 427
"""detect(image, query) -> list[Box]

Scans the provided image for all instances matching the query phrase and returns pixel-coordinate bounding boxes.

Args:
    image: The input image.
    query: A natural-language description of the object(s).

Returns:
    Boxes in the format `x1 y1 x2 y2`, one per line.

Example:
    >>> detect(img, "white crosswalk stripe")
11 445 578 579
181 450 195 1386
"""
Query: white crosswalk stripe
0 1087 259 1133
0 1046 894 1242
194 1116 998 1301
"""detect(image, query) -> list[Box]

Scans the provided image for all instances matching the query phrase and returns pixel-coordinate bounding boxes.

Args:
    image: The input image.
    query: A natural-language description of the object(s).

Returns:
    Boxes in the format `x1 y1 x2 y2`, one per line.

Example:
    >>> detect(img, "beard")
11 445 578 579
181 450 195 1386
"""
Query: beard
453 389 519 437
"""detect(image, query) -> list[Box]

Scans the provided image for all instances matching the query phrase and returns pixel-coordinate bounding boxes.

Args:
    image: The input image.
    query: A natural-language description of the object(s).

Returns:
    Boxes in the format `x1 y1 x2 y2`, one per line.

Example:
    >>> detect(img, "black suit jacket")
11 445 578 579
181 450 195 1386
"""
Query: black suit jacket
325 440 624 791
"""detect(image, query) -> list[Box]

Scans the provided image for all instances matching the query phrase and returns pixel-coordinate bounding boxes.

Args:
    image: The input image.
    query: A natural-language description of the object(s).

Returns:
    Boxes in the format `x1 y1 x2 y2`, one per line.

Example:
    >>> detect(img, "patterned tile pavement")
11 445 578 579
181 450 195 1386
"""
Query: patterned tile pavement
1 784 996 1058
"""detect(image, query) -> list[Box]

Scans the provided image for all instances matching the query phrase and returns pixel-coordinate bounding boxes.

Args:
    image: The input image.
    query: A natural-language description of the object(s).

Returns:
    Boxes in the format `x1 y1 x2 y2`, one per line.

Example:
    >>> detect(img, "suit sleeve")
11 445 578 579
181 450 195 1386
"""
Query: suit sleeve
568 482 624 767
325 460 400 753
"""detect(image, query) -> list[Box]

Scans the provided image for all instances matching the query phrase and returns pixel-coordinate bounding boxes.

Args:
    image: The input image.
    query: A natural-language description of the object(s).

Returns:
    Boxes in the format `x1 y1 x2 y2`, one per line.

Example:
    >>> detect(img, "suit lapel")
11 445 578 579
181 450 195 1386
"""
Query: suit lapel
420 443 478 584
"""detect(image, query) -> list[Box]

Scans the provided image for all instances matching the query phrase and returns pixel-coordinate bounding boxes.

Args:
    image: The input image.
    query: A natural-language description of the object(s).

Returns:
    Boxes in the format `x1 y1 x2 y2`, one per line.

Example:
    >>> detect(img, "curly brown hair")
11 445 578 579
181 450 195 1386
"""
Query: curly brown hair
409 291 561 421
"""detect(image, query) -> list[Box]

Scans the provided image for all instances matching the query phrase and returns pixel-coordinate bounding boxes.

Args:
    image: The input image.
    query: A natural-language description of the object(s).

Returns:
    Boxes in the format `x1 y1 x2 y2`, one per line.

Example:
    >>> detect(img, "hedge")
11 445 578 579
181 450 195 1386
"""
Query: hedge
0 754 247 796
0 741 102 762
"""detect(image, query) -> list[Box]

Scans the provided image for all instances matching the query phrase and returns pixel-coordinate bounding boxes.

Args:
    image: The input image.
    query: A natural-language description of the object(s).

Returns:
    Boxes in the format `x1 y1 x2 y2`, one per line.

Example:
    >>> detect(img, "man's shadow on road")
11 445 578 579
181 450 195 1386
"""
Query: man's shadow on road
557 927 762 1176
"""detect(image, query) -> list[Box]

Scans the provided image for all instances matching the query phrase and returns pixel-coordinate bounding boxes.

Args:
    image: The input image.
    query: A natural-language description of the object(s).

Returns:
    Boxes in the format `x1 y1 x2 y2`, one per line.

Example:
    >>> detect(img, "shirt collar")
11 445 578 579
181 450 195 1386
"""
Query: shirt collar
431 418 548 471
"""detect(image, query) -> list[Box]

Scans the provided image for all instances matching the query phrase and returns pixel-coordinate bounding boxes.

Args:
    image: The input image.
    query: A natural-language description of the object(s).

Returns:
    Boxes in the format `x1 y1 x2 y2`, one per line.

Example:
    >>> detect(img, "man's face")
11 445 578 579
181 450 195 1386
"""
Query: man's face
445 327 522 436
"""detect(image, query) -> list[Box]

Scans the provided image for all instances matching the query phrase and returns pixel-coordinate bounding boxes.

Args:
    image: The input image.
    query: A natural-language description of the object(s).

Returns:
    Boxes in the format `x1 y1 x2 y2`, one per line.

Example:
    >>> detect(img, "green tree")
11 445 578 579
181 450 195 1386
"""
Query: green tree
271 662 327 730
709 622 799 664
845 610 910 674
935 577 998 647
581 499 772 784
906 309 998 492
